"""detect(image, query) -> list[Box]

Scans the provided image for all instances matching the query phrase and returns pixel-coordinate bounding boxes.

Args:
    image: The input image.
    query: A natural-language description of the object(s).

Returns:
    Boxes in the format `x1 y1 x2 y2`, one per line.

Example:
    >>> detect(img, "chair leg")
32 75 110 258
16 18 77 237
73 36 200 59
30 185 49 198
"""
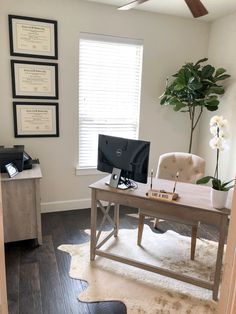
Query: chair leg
191 224 198 260
137 213 145 246
153 218 160 229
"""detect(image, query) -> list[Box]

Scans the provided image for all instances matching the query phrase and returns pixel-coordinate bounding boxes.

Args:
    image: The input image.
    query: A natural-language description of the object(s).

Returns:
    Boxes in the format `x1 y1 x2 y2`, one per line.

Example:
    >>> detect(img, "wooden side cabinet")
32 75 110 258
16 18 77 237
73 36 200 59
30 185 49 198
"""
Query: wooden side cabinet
1 164 42 245
0 178 8 314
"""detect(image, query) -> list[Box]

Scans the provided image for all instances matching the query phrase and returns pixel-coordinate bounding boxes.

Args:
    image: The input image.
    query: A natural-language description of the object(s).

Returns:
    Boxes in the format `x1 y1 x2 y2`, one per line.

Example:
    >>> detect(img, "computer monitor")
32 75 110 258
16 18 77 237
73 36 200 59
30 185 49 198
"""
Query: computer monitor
97 134 150 189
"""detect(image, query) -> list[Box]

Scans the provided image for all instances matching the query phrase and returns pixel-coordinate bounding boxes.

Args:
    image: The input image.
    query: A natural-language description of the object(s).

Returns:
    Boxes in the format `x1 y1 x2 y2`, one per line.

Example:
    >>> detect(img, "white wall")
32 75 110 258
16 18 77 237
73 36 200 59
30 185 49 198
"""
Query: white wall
0 0 209 212
197 12 236 183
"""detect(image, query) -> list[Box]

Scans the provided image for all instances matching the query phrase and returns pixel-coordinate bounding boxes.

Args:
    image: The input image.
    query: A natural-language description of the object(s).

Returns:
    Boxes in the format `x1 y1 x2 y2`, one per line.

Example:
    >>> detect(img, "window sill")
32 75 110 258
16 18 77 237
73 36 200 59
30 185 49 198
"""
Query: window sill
75 167 106 176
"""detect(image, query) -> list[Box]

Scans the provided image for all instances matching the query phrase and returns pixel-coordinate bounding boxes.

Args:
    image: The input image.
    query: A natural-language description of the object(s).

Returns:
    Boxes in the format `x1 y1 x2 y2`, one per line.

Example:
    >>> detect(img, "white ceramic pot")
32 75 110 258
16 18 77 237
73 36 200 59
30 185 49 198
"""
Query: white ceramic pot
211 188 228 209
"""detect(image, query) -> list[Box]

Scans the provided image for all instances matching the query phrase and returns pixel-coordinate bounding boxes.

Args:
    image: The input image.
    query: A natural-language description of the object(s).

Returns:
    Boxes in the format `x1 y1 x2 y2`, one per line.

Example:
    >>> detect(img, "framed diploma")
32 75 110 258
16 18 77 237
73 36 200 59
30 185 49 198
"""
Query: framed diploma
11 60 58 99
9 15 58 59
13 102 59 137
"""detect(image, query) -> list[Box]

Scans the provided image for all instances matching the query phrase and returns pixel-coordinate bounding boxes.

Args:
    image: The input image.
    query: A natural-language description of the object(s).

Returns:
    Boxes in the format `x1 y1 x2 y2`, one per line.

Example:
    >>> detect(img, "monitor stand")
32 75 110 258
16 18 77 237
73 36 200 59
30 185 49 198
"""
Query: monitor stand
106 168 131 190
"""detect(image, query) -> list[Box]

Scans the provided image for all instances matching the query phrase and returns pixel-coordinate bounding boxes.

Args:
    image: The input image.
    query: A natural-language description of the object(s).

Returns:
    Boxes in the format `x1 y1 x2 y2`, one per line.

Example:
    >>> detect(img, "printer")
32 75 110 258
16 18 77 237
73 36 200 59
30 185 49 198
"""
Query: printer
0 145 33 173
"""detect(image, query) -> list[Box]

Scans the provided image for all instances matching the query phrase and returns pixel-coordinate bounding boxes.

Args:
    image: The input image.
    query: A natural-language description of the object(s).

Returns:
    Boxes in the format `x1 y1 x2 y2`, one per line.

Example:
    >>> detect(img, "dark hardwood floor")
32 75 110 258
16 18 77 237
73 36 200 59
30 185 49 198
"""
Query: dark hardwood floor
5 207 219 314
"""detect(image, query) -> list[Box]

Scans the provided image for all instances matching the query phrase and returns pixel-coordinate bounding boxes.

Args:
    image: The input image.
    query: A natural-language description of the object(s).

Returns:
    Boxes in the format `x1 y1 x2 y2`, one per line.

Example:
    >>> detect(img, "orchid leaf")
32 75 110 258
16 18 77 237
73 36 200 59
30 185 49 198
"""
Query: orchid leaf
224 185 235 191
221 179 235 188
197 176 234 191
196 176 214 185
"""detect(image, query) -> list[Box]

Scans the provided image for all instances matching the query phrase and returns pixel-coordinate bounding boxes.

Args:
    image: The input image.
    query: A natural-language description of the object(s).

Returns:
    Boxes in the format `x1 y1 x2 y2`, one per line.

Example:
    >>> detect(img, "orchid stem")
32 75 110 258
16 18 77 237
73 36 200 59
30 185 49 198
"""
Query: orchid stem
214 148 219 180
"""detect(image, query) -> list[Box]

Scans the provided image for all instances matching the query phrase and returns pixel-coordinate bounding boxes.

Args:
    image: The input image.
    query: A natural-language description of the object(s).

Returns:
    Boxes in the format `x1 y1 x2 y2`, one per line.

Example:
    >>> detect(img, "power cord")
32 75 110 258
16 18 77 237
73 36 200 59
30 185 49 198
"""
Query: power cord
119 177 138 190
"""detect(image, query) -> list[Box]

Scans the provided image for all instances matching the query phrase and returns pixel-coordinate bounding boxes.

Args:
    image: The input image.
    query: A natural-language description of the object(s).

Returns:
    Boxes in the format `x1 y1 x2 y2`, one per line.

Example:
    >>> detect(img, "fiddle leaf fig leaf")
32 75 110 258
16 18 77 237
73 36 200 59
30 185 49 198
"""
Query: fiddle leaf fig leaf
205 105 219 111
206 99 219 107
194 58 208 66
188 82 203 90
215 68 226 77
215 74 231 81
174 83 185 91
173 102 186 111
202 65 215 78
207 86 225 95
159 58 230 152
160 96 167 105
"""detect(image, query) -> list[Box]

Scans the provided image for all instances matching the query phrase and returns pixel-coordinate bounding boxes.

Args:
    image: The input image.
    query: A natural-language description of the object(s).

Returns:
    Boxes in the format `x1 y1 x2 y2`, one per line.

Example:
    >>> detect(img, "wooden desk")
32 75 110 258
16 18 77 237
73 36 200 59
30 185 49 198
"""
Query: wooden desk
89 176 230 301
1 164 42 245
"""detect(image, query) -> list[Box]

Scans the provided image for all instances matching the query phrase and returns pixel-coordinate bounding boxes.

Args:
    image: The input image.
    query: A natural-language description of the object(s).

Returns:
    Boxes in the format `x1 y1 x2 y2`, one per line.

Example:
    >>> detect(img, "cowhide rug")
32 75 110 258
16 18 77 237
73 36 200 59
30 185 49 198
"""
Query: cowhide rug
58 225 219 313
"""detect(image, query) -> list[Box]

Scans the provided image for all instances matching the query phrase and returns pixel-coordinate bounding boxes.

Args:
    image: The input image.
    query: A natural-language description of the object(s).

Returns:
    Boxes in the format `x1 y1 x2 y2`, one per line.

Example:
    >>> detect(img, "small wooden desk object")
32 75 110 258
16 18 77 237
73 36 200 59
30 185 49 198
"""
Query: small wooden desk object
1 164 42 245
147 189 178 201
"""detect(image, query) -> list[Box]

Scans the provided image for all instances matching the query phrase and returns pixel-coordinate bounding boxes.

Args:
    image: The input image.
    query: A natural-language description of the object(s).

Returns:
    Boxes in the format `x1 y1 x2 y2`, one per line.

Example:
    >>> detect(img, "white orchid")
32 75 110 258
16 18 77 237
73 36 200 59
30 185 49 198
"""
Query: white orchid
219 129 230 140
209 137 224 151
209 115 229 152
209 115 229 130
209 115 222 126
210 126 217 136
209 137 228 151
198 115 233 192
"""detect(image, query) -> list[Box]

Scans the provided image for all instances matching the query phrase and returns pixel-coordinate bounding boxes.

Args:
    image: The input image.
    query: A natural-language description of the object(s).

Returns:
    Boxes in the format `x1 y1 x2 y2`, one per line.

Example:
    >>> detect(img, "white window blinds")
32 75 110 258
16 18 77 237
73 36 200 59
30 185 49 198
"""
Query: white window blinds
78 33 143 169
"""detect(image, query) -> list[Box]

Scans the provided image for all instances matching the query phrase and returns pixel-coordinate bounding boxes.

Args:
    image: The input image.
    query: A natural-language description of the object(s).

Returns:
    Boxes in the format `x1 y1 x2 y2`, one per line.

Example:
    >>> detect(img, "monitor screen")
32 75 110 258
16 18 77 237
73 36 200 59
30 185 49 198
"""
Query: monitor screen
97 134 150 186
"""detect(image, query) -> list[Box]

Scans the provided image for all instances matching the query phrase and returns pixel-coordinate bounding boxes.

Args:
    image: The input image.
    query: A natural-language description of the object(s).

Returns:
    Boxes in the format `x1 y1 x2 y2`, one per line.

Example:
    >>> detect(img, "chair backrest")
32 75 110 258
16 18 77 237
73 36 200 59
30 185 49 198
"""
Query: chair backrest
156 152 205 184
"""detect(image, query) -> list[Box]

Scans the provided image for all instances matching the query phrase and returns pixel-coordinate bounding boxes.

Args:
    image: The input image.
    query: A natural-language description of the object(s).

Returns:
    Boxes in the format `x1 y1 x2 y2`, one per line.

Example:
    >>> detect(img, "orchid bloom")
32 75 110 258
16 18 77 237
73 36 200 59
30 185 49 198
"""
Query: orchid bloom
209 115 229 152
209 115 229 180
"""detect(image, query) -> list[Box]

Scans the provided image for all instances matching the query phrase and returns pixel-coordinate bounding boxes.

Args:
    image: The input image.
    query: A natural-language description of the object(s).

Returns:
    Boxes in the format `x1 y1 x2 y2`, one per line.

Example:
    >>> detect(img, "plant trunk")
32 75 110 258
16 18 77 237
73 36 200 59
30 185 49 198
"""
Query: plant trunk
188 127 194 153
188 108 195 153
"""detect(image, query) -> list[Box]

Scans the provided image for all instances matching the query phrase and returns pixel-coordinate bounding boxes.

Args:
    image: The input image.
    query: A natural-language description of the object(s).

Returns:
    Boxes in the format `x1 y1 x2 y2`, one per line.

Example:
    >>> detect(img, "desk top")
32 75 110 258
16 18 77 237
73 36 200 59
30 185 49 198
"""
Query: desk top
90 176 230 216
1 164 42 182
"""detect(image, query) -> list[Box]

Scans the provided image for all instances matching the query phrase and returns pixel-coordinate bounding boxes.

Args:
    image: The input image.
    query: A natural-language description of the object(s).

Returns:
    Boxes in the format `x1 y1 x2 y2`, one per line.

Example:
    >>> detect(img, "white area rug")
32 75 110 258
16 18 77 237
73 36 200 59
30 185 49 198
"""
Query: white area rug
58 225 218 314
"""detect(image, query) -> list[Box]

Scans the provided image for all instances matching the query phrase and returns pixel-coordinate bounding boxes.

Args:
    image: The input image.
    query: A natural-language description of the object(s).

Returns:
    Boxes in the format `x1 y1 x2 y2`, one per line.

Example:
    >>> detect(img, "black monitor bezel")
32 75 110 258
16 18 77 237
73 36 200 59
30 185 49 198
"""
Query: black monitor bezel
97 134 150 185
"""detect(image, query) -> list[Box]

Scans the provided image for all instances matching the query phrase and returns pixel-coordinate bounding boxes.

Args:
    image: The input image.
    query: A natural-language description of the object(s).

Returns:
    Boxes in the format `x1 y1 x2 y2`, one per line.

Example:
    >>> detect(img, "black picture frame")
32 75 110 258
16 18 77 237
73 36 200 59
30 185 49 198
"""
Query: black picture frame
13 102 59 137
11 60 59 99
9 15 58 59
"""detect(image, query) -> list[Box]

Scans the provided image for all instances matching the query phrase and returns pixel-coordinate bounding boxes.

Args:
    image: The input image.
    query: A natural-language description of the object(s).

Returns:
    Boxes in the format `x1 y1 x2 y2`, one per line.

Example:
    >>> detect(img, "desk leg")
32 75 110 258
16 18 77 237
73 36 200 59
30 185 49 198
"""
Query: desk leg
114 204 119 237
213 216 228 300
90 189 97 261
137 212 145 246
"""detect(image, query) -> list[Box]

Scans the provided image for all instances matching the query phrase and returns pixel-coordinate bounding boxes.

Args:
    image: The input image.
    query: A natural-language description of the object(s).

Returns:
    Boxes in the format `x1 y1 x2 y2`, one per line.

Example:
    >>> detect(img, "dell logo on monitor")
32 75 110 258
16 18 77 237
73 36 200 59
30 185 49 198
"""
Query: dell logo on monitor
116 148 122 157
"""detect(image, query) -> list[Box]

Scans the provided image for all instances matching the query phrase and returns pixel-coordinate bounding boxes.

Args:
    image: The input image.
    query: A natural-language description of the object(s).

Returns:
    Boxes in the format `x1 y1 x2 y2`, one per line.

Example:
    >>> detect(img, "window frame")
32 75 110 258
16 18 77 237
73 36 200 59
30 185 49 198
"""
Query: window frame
76 33 143 175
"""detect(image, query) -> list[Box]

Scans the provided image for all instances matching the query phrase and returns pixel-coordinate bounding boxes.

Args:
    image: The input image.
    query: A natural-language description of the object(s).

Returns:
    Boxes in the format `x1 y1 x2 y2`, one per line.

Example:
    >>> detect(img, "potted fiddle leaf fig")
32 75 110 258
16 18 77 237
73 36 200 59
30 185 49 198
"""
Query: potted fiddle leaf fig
160 58 230 153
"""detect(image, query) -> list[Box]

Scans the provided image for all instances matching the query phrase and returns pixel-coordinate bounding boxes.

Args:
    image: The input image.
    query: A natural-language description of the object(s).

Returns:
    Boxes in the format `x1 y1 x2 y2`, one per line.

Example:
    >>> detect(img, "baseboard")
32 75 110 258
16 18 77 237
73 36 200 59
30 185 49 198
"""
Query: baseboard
41 198 91 213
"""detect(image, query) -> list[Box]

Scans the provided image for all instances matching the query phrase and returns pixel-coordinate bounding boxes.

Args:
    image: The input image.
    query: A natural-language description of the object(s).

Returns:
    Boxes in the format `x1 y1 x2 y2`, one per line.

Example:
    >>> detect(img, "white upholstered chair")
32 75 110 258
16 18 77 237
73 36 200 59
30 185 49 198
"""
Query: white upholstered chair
137 152 205 260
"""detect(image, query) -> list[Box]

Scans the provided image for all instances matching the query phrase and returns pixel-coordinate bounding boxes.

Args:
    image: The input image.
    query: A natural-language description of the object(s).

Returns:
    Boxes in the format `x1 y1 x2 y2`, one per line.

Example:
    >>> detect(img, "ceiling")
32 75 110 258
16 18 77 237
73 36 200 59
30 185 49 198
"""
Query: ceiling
87 0 236 21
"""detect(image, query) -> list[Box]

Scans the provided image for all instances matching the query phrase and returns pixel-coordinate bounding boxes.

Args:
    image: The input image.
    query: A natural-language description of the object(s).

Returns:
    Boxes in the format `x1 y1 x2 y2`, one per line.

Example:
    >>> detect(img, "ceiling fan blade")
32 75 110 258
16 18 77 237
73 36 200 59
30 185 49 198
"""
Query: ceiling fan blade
184 0 208 18
118 0 149 11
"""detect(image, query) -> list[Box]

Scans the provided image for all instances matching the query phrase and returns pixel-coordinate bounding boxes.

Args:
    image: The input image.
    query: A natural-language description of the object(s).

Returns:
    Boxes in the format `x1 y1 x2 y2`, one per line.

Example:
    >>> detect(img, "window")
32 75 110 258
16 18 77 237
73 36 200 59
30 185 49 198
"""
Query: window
77 33 143 171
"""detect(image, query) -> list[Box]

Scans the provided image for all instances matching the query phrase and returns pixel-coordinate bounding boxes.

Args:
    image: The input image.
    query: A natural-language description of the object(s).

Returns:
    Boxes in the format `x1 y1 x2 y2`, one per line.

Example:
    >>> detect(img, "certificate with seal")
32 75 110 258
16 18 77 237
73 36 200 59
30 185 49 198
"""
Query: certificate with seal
9 15 58 59
11 60 58 99
13 102 59 137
